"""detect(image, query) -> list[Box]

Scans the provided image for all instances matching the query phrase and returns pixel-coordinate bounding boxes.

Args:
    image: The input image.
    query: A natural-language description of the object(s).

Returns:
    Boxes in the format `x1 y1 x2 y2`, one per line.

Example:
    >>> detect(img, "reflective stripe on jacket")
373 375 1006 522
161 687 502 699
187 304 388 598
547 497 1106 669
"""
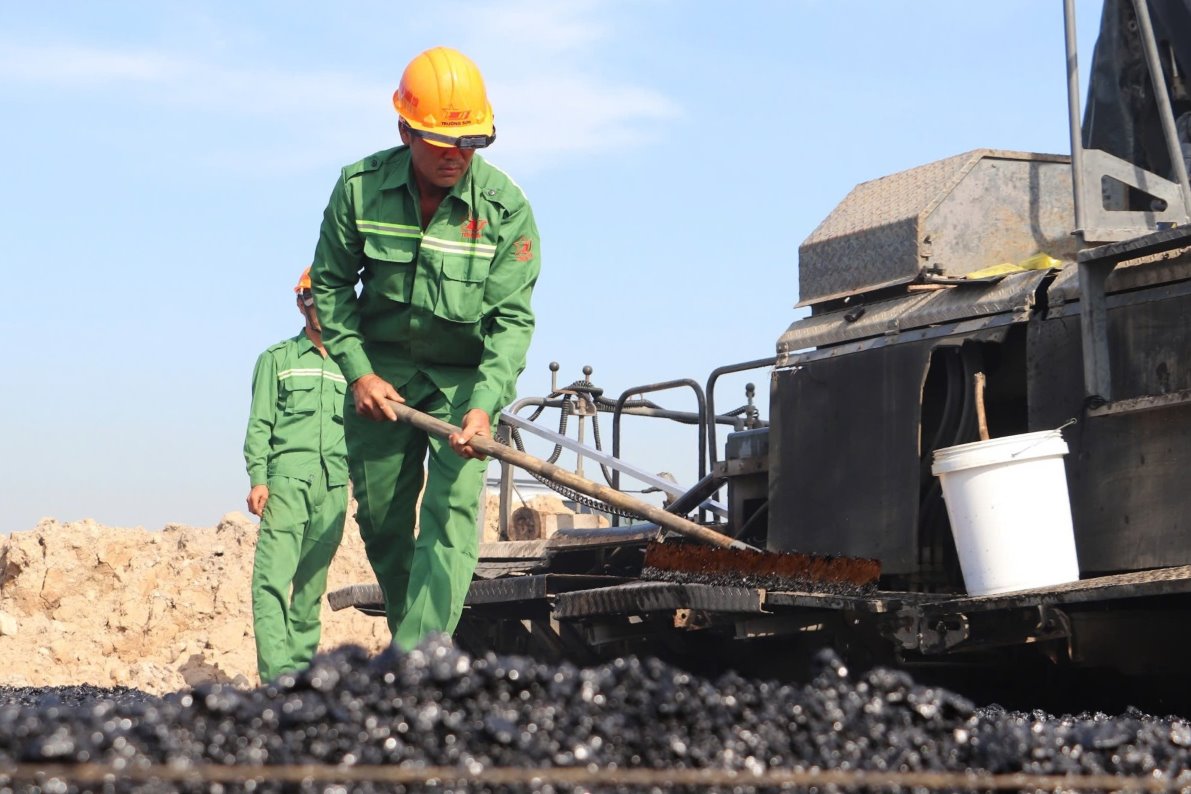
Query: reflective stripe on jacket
243 332 349 487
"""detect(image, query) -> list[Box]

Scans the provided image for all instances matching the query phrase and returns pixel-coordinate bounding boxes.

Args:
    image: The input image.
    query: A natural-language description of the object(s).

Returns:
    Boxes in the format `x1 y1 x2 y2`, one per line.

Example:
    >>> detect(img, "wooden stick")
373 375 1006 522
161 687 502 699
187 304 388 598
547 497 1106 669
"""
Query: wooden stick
387 401 754 551
973 372 990 441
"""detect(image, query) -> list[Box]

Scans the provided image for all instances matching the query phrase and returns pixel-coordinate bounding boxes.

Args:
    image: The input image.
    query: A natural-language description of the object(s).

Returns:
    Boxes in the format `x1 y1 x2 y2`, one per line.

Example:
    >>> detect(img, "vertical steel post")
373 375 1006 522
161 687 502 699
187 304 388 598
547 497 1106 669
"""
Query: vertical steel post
1078 259 1113 400
497 426 514 540
576 412 586 479
1064 0 1087 234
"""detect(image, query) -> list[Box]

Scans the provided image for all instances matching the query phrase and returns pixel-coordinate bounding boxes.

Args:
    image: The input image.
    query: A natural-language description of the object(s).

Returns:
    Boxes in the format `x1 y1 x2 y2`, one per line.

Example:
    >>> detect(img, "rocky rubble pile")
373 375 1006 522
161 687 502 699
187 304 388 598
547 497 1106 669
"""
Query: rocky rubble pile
1 640 1190 792
0 513 394 693
0 493 582 695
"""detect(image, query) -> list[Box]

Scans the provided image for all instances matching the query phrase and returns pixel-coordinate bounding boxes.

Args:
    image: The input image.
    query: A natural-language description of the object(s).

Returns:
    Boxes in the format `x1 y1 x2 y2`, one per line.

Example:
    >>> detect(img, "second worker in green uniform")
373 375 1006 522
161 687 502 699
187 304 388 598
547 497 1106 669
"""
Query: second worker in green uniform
310 46 541 653
244 268 349 681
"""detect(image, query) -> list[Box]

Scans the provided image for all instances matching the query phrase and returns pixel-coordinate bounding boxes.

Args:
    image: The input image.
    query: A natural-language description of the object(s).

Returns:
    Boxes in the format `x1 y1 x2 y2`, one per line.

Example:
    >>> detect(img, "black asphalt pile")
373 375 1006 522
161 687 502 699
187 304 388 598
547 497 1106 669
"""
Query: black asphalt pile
0 686 154 711
2 638 1191 792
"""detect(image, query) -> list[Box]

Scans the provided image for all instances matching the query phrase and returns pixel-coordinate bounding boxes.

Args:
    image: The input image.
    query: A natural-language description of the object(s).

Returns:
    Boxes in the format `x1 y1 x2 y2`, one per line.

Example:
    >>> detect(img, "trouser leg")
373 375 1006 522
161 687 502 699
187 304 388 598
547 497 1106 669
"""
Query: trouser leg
345 396 427 640
287 476 347 670
393 388 487 652
251 477 308 682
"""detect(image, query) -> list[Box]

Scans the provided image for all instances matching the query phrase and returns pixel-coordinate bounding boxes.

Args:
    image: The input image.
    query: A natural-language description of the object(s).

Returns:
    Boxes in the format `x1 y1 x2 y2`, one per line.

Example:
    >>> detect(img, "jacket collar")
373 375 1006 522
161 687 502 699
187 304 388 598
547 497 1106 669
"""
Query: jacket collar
295 329 320 356
378 146 477 208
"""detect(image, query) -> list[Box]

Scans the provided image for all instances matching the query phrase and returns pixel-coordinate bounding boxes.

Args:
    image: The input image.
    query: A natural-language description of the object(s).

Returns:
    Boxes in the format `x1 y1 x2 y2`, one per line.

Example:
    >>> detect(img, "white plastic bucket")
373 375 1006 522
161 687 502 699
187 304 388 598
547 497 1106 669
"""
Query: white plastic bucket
931 429 1079 596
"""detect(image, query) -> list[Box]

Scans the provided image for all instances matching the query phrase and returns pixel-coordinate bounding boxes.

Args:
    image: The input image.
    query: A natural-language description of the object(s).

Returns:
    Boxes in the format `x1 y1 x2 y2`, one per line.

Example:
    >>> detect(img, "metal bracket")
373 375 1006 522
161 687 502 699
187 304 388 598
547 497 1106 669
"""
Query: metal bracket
1064 0 1191 244
570 394 598 417
894 604 1075 656
917 613 971 654
1078 149 1190 243
1077 226 1191 402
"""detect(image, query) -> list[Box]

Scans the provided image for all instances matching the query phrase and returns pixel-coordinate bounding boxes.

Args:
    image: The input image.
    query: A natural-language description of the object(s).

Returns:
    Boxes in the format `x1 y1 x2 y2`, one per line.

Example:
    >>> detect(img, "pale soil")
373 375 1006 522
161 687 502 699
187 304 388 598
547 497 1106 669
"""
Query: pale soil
0 493 569 694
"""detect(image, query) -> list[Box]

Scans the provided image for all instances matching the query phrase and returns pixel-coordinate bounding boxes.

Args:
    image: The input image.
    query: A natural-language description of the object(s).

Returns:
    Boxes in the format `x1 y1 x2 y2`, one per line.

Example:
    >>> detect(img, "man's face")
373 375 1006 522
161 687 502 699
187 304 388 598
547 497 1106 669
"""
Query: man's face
299 294 320 332
402 127 475 190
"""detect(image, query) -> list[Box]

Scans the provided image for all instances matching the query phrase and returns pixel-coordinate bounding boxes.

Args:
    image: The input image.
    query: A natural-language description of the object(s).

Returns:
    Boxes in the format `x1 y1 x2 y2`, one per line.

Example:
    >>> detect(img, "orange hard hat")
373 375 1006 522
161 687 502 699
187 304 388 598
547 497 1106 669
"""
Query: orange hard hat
294 267 312 293
392 47 495 147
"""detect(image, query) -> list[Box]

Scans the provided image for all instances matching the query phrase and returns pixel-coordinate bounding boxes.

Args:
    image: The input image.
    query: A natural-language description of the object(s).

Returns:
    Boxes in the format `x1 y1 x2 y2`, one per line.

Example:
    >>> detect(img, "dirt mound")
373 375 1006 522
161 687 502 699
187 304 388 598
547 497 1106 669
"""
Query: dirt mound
0 488 595 690
0 493 531 694
0 514 388 693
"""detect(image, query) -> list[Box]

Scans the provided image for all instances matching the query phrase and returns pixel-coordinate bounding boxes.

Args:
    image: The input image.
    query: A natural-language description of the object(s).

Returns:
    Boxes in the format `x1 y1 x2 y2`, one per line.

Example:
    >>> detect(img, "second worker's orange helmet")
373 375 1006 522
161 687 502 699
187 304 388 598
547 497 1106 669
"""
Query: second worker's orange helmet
294 267 312 293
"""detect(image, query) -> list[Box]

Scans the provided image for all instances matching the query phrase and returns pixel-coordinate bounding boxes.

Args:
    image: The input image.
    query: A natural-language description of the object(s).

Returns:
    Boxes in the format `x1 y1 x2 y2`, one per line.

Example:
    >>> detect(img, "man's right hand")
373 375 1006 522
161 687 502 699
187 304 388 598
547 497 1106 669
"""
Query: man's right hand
351 373 403 421
247 484 269 517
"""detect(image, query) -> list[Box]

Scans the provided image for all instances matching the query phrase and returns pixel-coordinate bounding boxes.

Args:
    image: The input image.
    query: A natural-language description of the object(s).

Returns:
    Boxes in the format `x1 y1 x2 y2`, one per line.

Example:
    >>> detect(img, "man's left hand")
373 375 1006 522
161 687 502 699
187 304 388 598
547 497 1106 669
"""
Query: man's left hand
448 408 491 460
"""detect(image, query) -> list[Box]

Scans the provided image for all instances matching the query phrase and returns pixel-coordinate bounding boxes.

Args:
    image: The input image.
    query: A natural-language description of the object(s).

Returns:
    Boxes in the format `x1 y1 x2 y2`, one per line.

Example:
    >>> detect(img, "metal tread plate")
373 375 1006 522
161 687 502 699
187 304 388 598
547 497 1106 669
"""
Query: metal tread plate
554 581 765 619
917 565 1191 616
778 270 1047 353
335 567 1191 621
1077 226 1191 267
467 574 628 605
798 150 1074 305
328 575 629 614
798 151 981 305
474 559 551 579
1045 248 1191 305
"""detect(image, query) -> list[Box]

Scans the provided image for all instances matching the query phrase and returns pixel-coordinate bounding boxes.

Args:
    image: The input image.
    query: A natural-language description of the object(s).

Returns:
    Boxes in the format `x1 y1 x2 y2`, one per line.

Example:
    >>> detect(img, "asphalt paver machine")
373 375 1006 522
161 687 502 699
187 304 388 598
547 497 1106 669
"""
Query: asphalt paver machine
331 0 1191 709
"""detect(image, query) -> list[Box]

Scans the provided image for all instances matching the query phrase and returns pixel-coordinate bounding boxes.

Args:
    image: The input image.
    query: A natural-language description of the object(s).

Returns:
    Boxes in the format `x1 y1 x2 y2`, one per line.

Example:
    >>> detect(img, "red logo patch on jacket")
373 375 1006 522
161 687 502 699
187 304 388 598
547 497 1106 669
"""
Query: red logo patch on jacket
461 217 488 240
514 236 533 262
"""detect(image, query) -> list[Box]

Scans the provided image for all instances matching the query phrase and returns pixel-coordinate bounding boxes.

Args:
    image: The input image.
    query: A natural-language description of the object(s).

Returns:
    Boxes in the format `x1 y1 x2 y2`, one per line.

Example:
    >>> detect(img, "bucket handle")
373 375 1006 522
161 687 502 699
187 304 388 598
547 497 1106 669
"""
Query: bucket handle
1009 418 1077 458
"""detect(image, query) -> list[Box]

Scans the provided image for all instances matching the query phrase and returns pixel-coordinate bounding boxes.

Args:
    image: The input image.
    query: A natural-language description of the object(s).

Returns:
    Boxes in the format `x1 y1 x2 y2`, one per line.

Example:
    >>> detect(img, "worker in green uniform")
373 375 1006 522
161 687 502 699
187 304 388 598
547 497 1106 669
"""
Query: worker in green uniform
310 46 541 653
243 267 350 681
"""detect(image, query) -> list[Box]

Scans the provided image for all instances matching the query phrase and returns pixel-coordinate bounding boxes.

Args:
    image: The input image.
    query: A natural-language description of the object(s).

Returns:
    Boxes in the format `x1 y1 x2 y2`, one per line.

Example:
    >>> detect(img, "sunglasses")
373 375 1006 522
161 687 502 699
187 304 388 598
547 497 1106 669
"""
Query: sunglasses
402 120 496 150
299 290 315 307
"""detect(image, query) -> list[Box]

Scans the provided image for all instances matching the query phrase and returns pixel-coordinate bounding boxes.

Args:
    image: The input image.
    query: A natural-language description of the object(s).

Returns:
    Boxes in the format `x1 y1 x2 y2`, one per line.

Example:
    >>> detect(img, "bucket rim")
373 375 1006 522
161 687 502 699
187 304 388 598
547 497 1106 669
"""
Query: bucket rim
931 429 1068 475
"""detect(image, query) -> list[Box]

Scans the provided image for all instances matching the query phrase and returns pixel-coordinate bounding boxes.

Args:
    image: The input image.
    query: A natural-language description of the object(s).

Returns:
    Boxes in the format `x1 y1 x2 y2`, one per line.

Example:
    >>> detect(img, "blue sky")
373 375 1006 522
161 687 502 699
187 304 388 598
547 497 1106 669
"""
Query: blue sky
0 1 1106 533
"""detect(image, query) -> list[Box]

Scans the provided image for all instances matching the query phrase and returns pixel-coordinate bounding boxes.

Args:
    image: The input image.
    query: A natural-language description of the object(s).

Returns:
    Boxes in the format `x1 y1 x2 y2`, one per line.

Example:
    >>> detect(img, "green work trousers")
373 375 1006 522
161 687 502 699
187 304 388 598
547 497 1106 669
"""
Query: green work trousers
252 471 347 682
344 370 486 652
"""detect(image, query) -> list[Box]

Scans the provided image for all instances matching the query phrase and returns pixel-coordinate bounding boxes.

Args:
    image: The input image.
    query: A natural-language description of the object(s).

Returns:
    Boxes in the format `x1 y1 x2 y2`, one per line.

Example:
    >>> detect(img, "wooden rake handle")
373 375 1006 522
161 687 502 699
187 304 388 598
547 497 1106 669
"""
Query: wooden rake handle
387 400 753 551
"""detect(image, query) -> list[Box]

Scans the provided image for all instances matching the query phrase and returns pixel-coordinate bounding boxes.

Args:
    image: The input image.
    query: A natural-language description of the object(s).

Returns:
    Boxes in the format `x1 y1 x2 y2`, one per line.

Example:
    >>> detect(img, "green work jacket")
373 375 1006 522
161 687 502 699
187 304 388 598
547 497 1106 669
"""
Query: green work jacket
243 331 349 488
311 146 541 418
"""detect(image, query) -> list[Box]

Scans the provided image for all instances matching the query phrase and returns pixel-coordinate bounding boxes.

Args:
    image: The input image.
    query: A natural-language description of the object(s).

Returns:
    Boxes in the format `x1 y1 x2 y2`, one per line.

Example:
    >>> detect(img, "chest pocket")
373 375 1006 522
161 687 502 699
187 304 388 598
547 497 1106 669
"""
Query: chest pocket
435 254 491 323
364 234 418 305
331 378 347 424
279 378 318 416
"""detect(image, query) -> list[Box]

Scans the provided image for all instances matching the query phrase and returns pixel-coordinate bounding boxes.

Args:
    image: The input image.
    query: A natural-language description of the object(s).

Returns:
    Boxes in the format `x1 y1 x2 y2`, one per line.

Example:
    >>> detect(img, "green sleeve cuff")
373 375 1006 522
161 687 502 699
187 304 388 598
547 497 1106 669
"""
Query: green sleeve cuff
337 344 375 384
469 385 501 419
248 468 268 487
